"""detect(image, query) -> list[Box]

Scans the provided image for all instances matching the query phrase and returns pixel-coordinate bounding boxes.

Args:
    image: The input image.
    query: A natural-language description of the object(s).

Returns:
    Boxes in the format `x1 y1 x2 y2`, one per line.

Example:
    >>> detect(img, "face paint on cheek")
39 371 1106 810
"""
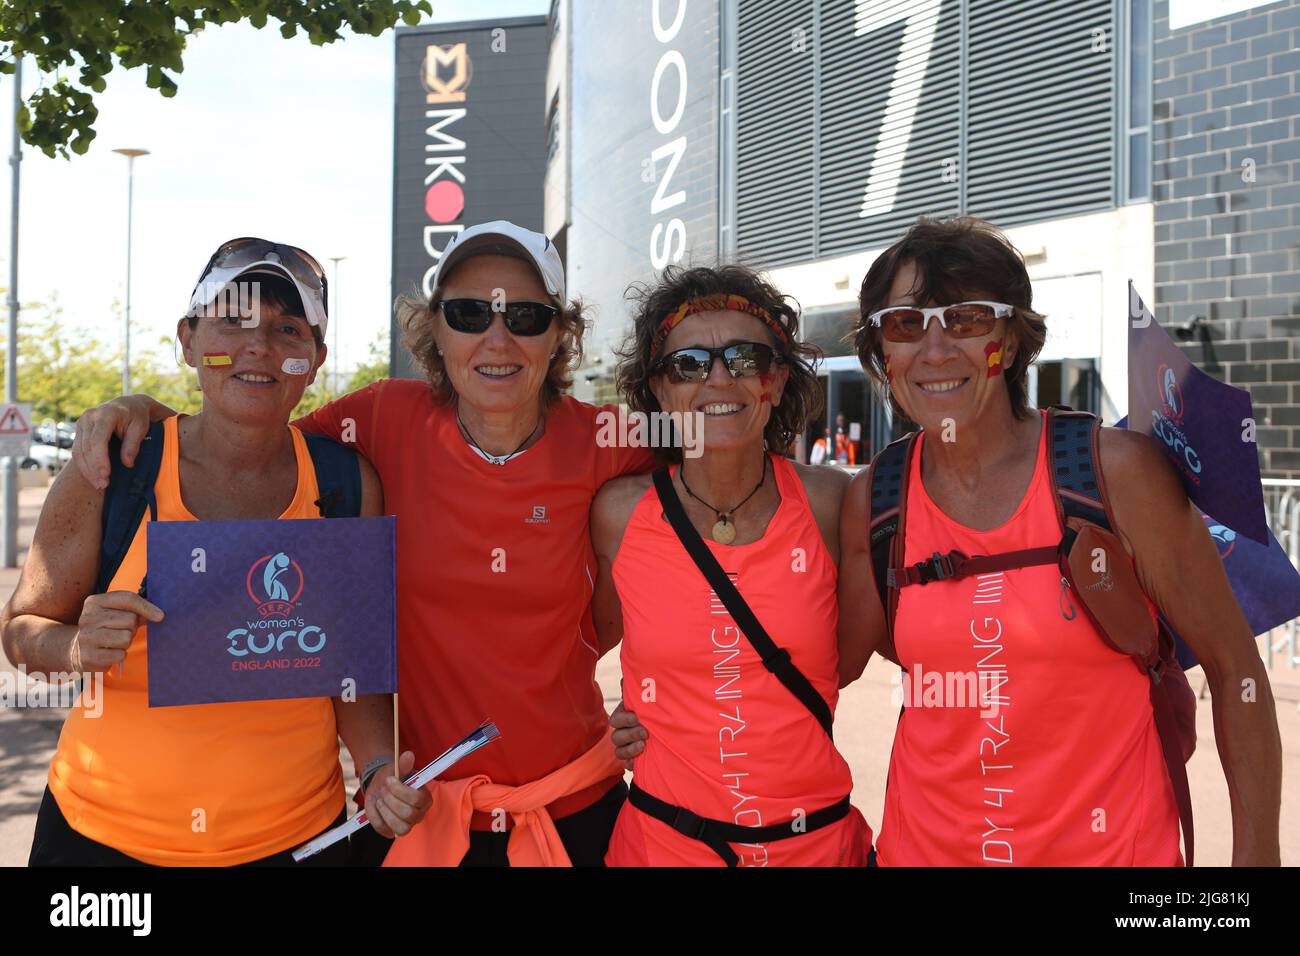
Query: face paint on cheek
281 357 310 375
984 339 1004 378
203 352 232 367
884 354 893 384
758 370 772 403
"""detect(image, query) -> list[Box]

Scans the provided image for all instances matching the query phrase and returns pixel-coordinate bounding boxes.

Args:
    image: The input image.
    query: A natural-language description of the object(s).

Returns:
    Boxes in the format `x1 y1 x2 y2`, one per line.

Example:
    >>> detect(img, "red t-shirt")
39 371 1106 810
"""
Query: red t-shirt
296 380 653 823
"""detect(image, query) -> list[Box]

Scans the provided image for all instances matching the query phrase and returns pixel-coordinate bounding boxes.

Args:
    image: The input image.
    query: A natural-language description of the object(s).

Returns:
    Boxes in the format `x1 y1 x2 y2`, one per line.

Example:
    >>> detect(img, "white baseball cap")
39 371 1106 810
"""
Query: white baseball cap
188 237 330 337
431 221 566 306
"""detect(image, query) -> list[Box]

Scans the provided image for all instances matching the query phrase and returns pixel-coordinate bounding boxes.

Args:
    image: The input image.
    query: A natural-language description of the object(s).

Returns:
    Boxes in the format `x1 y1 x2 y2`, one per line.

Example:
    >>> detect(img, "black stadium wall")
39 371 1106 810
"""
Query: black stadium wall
390 18 549 380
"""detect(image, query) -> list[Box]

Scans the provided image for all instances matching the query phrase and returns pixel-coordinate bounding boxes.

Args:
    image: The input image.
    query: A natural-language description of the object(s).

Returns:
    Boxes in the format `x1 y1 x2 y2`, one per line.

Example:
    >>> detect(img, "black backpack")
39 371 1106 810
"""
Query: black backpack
866 406 1197 865
94 420 363 595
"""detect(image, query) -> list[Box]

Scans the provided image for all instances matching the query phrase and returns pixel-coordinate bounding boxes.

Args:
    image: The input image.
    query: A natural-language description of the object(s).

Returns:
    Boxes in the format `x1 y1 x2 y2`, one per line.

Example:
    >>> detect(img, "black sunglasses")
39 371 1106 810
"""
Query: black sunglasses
653 342 780 384
438 298 559 337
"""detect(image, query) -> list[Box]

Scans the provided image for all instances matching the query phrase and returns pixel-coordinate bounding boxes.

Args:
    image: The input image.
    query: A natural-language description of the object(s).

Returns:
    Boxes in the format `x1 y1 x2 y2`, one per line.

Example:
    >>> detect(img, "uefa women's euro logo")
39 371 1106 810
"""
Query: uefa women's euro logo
1204 517 1237 562
227 551 326 663
1151 363 1202 482
1157 364 1185 426
248 551 303 618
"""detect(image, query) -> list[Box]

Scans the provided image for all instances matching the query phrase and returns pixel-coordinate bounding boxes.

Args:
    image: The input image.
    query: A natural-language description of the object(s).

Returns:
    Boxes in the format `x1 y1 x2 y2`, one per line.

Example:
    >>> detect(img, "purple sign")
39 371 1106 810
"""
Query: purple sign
146 517 396 707
1127 283 1269 544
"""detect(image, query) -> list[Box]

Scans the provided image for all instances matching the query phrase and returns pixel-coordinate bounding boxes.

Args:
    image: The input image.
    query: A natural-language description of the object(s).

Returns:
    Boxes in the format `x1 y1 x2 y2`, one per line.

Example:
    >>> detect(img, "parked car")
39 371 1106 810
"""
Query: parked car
34 421 75 449
22 437 71 473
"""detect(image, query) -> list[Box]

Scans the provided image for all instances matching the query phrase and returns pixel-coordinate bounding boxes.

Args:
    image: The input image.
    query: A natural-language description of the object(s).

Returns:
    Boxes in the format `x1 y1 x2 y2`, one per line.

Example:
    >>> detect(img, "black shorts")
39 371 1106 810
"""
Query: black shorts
350 778 628 867
28 786 351 867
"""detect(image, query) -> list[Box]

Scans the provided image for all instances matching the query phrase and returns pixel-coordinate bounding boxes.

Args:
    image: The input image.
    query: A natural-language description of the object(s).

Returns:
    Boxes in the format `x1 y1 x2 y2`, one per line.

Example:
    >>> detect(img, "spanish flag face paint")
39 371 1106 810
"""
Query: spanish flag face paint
984 339 1003 378
203 352 233 367
885 353 894 384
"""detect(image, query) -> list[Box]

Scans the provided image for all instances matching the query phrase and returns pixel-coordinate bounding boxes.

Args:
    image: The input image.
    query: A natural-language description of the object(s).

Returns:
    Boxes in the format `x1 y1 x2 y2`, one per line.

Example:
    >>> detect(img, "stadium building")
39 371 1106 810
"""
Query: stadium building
393 1 1300 474
544 0 1300 472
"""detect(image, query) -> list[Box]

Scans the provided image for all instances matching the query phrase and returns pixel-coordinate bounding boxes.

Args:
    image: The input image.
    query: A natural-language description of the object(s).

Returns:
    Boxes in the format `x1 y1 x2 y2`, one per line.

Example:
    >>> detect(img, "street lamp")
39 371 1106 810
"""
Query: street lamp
113 147 149 394
328 256 346 394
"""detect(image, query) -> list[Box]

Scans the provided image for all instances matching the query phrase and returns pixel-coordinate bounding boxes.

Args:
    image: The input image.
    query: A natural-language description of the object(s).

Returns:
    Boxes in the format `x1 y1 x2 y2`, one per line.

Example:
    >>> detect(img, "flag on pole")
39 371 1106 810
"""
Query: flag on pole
145 516 397 707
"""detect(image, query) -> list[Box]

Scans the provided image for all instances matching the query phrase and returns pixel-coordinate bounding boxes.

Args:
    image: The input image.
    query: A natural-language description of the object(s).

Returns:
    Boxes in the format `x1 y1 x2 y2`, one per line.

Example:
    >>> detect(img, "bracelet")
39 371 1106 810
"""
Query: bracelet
359 756 394 793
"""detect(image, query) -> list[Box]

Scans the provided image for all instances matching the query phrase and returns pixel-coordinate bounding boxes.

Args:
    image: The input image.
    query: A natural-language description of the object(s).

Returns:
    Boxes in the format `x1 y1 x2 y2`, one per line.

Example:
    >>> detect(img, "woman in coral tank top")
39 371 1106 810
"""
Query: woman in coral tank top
592 265 871 866
836 217 1281 866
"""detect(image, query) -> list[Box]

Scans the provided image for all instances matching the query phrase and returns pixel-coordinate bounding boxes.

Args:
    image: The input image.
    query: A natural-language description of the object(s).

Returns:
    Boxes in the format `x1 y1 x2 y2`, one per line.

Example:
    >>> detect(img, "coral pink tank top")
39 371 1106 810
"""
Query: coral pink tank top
606 454 870 866
875 411 1182 866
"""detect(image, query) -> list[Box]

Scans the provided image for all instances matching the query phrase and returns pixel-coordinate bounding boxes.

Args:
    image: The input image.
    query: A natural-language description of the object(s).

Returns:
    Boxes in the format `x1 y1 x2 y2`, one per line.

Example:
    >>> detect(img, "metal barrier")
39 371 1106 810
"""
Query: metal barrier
1262 479 1300 670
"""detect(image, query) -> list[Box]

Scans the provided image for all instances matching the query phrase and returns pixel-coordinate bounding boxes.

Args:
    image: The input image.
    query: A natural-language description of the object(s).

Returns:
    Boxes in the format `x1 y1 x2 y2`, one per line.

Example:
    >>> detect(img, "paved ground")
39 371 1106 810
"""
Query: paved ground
2 481 1296 865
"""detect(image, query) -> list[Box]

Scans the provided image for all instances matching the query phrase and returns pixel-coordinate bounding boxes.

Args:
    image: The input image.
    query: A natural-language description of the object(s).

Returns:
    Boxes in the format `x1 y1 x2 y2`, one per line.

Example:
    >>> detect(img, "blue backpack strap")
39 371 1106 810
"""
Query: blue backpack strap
868 431 919 644
305 434 362 518
96 419 166 595
1045 406 1111 532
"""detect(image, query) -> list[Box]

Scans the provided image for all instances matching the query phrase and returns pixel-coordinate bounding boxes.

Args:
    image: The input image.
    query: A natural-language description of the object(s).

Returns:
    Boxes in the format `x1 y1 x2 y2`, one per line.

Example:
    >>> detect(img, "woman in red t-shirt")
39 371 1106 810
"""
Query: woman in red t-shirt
70 222 653 867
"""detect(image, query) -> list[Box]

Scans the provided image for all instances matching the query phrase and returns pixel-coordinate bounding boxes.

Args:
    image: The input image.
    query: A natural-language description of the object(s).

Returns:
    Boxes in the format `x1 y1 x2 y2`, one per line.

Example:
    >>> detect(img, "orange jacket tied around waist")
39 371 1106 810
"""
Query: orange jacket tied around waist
383 730 625 867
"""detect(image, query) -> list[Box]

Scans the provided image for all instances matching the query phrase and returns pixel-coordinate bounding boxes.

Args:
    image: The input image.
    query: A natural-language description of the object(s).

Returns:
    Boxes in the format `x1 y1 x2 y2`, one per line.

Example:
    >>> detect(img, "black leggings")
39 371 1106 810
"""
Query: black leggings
28 786 351 867
350 778 628 867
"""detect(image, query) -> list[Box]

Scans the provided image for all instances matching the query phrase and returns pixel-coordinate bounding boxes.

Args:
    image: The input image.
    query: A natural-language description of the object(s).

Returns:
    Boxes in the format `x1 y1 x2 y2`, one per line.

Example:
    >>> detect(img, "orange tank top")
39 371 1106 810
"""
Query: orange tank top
48 415 344 866
876 411 1181 866
606 453 870 866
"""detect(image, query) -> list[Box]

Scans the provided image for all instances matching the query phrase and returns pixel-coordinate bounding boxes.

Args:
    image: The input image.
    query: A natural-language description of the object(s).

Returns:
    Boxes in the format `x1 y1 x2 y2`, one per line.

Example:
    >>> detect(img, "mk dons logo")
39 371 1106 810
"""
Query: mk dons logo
423 43 473 103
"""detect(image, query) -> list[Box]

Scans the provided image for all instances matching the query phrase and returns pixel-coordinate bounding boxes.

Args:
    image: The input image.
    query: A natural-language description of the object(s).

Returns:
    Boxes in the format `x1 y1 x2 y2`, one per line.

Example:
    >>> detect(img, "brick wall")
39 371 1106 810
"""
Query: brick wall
1152 0 1300 475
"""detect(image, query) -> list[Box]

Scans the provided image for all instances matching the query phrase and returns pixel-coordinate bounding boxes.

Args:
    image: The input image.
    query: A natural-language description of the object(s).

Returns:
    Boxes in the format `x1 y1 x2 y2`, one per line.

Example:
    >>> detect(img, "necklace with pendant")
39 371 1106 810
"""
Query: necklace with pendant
678 456 769 544
457 410 542 466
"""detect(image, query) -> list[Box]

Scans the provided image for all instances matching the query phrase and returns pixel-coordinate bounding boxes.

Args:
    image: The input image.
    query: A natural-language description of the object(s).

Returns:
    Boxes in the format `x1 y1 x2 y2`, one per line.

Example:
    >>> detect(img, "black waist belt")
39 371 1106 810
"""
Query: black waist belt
627 783 852 867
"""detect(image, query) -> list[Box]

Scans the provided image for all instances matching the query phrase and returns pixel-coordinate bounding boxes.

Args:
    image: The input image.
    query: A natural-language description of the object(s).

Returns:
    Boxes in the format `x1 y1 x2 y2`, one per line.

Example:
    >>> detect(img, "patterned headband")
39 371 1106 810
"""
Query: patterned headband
651 294 793 355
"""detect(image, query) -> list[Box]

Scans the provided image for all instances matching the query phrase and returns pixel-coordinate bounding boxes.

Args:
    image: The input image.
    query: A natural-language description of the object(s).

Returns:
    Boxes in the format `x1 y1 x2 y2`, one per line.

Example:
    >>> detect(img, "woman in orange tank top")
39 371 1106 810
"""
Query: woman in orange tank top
2 239 431 865
592 265 871 866
836 217 1281 866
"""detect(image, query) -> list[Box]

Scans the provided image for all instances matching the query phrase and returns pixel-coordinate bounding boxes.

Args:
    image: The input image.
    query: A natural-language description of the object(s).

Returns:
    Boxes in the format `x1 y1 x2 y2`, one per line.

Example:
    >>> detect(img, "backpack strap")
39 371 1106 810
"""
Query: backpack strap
867 432 918 647
95 420 166 595
1045 405 1113 535
305 433 363 518
652 467 834 738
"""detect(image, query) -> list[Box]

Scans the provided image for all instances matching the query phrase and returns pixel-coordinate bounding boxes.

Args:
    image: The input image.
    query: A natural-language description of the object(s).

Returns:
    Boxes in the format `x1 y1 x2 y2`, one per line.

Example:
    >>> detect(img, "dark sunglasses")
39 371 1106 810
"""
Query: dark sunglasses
652 341 780 384
439 298 559 337
867 300 1013 343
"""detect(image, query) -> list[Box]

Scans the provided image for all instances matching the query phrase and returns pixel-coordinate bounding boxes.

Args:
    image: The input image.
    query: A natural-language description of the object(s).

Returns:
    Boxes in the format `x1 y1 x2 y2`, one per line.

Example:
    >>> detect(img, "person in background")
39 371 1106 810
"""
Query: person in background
834 412 857 466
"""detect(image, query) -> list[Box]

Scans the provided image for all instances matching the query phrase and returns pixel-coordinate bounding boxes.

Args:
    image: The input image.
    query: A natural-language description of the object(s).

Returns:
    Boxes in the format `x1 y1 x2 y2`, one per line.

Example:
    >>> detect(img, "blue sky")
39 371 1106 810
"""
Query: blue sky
0 0 548 382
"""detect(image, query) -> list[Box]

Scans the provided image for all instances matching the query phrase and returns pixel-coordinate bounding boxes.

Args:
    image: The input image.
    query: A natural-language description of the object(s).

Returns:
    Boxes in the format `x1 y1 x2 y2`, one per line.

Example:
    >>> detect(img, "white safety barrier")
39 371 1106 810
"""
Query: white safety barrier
1262 479 1300 670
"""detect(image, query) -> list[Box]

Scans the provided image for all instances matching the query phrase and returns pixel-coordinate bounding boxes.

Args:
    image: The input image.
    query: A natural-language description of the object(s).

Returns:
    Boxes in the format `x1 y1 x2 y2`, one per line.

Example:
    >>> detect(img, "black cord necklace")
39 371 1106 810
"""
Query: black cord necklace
456 409 542 465
678 455 769 544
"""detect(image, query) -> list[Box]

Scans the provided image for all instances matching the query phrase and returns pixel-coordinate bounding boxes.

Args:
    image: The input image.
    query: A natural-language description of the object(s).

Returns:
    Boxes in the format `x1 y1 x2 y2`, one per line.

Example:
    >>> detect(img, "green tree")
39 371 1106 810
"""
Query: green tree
0 0 431 157
345 329 390 392
0 296 119 422
289 328 391 419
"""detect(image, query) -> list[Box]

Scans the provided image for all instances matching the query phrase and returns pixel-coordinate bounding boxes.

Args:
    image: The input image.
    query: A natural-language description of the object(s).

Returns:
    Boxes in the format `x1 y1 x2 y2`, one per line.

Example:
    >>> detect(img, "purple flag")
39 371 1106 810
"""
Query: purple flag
1198 512 1300 641
1127 282 1268 544
145 516 397 707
